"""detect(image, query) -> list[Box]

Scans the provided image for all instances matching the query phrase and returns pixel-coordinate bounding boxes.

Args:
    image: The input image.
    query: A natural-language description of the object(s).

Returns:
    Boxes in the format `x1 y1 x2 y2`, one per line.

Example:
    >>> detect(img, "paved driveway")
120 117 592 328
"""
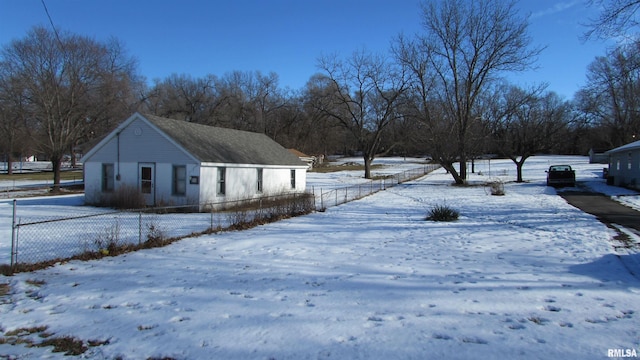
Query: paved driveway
561 191 640 230
560 190 640 248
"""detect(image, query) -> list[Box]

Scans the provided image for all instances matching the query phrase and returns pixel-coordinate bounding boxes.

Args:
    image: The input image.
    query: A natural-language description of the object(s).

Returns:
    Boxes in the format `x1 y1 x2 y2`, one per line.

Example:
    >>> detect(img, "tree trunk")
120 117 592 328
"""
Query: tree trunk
51 155 62 192
510 155 529 183
6 153 13 175
70 145 78 168
516 162 524 182
459 158 467 180
363 154 372 179
442 162 465 185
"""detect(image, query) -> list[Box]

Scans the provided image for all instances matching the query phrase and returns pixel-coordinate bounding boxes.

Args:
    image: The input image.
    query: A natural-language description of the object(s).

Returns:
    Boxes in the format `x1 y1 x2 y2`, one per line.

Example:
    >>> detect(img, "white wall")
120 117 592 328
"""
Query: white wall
87 117 195 164
83 162 103 205
85 162 202 206
84 115 307 208
609 150 640 189
199 164 307 208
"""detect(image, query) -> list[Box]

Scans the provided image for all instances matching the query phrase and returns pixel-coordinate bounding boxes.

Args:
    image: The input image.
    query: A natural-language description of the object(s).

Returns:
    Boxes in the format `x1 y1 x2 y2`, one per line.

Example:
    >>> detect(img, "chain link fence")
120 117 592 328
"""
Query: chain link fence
4 164 439 273
313 164 440 209
5 193 314 272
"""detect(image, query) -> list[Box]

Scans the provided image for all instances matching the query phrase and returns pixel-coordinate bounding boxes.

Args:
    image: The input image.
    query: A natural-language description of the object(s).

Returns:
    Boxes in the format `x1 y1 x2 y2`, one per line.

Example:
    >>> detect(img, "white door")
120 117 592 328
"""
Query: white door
139 163 155 206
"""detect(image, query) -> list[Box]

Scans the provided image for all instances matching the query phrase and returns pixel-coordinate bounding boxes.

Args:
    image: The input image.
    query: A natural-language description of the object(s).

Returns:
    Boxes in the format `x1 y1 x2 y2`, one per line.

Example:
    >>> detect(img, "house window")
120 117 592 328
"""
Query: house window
617 160 620 171
257 168 263 193
173 165 186 196
290 169 296 189
629 153 632 170
102 163 114 192
217 167 226 195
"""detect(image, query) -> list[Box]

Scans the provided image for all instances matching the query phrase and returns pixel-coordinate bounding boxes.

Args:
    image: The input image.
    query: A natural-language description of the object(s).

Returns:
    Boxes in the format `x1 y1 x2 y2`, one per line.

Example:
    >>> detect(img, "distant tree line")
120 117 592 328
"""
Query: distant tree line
1 0 639 187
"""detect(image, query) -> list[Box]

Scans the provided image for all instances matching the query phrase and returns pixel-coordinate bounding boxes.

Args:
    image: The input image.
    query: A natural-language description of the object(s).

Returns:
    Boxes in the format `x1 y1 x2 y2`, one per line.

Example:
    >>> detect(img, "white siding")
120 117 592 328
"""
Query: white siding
83 162 103 204
86 161 202 206
608 150 640 189
199 164 307 208
87 118 195 164
84 114 308 208
84 116 201 206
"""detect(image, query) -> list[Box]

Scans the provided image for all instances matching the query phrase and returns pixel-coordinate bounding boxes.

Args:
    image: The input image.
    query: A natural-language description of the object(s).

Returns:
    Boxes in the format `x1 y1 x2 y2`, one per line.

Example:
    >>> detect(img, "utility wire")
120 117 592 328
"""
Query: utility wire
40 0 65 50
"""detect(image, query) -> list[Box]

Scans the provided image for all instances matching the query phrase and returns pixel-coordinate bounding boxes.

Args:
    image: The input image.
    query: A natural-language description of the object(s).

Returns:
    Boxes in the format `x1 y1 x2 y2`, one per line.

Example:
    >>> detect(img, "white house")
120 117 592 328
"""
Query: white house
588 148 609 164
605 140 640 189
82 113 308 209
288 149 316 169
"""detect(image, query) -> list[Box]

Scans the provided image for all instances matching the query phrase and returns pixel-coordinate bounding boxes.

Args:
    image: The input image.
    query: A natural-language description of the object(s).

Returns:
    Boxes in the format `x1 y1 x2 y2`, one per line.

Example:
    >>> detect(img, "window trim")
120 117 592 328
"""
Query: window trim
217 167 226 195
172 165 187 196
257 168 263 193
102 163 114 192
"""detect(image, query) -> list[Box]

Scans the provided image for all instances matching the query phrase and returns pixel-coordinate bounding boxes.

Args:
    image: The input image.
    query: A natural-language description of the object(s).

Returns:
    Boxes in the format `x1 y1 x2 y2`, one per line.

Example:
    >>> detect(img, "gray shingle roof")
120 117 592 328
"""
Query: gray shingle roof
143 114 305 167
605 140 640 154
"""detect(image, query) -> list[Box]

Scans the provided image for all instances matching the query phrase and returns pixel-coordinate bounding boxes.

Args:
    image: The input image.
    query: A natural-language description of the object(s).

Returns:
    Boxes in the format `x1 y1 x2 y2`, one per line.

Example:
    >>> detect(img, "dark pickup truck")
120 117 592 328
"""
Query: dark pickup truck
546 165 576 187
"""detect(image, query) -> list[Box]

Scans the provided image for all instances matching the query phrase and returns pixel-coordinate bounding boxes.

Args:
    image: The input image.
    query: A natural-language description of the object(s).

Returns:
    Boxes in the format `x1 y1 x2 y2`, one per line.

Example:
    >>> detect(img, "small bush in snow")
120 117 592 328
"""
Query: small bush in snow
93 221 121 255
488 181 505 196
144 221 166 247
426 204 459 222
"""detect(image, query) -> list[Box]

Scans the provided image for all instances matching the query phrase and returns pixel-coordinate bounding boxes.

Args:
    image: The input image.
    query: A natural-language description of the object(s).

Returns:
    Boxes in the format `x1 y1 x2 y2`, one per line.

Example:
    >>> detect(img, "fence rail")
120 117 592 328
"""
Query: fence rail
4 164 440 272
0 179 84 194
313 165 440 209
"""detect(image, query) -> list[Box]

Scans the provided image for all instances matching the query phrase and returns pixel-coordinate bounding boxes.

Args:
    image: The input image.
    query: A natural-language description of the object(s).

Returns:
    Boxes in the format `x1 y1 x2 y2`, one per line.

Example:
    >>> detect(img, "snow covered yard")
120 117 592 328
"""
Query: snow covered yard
0 156 639 359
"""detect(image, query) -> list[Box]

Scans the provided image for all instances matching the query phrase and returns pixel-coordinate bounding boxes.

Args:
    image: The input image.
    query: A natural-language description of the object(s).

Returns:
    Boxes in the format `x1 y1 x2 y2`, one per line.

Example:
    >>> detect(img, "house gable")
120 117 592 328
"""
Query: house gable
82 113 198 164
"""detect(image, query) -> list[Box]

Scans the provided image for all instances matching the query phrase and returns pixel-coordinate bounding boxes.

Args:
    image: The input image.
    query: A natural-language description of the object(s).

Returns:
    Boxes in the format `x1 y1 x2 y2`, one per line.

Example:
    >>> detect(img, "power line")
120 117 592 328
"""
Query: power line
40 0 64 50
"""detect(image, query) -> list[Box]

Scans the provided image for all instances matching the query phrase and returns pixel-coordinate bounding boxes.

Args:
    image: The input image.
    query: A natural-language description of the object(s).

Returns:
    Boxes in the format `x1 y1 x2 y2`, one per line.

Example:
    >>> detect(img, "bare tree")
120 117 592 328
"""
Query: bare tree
300 74 355 156
394 35 459 177
585 0 640 40
489 86 572 182
0 26 139 189
143 74 225 125
576 41 640 148
0 74 31 174
400 0 542 184
316 49 407 178
245 71 289 139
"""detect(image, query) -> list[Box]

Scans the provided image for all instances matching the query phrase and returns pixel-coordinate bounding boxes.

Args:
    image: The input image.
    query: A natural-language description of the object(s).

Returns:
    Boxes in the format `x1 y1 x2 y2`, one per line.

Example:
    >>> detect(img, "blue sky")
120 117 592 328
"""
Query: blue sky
0 0 614 99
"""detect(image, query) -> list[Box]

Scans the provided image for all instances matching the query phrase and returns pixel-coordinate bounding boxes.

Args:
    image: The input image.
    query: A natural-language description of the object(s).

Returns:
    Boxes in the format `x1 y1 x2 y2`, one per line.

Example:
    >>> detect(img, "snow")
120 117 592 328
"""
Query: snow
1 156 639 359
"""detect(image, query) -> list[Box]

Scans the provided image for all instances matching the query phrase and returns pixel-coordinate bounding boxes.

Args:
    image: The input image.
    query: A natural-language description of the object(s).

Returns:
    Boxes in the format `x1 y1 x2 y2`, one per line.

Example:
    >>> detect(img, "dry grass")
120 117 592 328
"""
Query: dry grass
98 185 146 209
0 325 109 356
310 162 385 173
0 170 83 182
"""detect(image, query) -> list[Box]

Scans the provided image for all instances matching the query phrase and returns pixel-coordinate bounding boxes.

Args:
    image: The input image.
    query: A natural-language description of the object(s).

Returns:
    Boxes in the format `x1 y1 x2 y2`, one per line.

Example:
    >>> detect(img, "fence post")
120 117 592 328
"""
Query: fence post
115 216 120 245
138 212 142 245
10 199 17 272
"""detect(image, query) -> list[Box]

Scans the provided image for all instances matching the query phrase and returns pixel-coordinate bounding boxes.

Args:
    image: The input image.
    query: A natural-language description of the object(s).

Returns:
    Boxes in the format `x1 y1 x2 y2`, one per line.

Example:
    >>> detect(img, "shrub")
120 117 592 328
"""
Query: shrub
488 181 505 196
426 204 459 222
100 185 146 209
93 221 120 254
226 210 251 229
143 218 166 247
